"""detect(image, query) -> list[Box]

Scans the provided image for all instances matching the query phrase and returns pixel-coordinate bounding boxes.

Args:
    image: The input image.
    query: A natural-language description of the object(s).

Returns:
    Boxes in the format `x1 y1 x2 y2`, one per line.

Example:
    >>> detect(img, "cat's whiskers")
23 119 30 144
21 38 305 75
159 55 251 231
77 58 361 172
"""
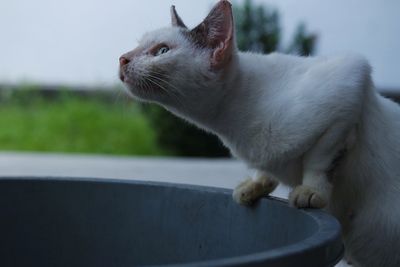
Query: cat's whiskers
141 69 181 95
147 73 184 98
145 76 185 108
137 78 153 99
131 64 185 107
142 80 153 92
113 86 129 105
134 67 155 98
147 75 187 108
141 79 155 98
146 76 177 98
143 74 169 94
150 76 186 108
147 71 185 97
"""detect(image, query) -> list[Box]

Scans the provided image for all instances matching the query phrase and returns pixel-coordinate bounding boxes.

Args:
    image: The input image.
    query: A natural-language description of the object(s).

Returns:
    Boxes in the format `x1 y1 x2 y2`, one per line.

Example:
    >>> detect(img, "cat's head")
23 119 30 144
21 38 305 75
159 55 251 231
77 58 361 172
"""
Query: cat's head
119 0 236 109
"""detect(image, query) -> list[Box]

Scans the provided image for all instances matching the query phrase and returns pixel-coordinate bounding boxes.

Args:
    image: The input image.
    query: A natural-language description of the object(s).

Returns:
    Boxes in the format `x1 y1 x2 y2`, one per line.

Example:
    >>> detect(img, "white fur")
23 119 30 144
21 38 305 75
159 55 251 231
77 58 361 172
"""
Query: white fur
120 22 400 267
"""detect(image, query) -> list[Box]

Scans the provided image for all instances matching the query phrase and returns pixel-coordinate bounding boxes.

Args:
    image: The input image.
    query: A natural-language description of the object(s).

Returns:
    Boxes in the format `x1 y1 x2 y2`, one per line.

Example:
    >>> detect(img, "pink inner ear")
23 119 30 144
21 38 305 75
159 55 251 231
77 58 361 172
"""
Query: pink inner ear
208 1 234 69
211 42 227 67
189 1 235 69
211 37 234 69
207 1 233 46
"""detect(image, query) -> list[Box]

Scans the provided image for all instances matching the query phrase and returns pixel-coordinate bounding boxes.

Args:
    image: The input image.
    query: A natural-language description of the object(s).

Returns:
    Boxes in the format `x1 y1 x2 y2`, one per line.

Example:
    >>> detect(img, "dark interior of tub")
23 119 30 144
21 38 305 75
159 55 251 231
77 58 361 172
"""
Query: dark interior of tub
0 179 324 267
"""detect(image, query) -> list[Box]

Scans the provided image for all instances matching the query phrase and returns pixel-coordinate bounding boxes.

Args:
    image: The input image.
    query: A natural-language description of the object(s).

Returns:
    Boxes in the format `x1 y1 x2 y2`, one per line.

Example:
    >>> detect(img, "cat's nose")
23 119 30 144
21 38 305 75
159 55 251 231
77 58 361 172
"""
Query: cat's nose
119 56 130 67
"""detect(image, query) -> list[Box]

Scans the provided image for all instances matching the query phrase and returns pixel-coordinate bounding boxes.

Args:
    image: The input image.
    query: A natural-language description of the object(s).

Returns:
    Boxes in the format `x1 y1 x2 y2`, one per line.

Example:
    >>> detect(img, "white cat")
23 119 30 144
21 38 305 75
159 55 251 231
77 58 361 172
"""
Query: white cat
119 1 400 266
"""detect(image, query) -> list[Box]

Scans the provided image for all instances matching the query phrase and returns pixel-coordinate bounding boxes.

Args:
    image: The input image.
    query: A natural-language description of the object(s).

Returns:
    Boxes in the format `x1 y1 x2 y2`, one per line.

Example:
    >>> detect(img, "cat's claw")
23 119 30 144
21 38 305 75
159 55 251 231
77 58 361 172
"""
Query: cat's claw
233 177 278 205
289 185 327 208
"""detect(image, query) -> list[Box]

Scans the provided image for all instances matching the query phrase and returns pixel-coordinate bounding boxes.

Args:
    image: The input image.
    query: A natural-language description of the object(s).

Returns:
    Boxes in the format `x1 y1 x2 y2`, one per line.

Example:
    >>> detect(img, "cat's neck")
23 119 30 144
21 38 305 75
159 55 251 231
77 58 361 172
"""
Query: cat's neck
164 52 298 139
200 52 280 136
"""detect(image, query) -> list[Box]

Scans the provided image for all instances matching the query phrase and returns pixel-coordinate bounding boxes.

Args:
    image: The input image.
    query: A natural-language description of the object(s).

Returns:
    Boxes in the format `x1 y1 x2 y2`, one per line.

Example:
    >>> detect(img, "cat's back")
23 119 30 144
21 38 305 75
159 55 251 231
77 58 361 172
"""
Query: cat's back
238 51 370 91
238 51 321 74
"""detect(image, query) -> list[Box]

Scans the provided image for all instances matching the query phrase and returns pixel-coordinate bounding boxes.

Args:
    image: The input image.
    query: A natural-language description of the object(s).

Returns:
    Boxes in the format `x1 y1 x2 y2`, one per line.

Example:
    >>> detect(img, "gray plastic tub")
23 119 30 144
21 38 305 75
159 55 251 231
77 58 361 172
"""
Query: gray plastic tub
0 177 343 267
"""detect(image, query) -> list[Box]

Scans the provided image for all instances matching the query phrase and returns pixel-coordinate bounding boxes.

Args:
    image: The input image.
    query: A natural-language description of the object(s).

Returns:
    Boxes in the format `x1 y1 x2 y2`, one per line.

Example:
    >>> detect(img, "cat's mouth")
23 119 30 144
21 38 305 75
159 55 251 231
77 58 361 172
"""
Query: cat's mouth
118 56 175 102
119 69 164 101
119 69 126 82
120 67 171 98
119 62 129 83
119 66 136 86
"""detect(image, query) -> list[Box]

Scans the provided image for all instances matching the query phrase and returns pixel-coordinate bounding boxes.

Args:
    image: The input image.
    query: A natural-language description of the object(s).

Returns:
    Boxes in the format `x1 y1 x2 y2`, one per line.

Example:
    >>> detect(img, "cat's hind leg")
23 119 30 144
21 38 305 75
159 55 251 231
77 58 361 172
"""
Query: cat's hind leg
233 170 279 205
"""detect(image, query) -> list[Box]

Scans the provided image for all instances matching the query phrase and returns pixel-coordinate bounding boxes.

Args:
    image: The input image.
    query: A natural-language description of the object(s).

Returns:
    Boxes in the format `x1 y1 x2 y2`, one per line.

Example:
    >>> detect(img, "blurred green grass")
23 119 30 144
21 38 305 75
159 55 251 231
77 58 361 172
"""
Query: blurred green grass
0 87 164 155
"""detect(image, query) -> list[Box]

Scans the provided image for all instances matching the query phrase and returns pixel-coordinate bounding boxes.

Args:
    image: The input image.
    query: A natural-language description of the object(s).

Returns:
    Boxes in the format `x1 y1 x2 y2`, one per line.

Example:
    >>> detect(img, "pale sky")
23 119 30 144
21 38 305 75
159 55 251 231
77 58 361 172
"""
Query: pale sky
0 0 399 89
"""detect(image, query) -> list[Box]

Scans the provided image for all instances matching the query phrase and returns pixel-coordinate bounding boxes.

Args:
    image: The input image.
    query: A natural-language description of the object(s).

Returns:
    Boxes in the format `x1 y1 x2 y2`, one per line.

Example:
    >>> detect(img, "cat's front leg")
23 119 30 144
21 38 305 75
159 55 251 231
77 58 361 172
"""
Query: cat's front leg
289 174 330 208
289 122 353 208
233 170 279 205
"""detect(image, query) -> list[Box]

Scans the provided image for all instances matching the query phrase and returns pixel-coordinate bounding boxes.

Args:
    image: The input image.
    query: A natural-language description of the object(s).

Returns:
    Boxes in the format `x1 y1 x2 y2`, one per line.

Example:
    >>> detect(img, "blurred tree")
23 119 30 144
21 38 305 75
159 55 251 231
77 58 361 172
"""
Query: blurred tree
145 0 317 157
234 0 317 55
234 0 280 53
286 23 317 56
143 106 228 157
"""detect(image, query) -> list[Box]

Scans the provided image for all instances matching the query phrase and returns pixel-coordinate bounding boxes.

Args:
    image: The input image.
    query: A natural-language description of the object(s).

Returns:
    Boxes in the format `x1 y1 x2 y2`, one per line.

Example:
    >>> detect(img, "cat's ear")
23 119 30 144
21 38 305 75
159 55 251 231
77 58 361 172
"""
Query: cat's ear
190 0 235 69
170 5 187 28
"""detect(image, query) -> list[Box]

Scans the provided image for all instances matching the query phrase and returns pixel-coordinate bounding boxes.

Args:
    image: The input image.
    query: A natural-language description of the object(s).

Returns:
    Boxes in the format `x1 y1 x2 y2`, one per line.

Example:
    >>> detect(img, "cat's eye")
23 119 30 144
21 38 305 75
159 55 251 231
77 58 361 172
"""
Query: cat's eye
155 46 169 56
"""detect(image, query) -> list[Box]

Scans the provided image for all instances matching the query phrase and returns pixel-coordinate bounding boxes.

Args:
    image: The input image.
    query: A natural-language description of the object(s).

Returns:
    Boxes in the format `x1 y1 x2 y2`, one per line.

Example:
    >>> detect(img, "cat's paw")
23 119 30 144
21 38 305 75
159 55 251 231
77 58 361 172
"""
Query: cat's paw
233 177 277 205
289 185 327 208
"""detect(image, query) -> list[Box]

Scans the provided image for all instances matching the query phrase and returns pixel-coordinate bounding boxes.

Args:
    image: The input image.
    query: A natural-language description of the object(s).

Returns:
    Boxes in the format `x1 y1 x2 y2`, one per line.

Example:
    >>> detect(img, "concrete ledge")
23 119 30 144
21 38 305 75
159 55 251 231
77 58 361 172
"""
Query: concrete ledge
0 152 290 197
